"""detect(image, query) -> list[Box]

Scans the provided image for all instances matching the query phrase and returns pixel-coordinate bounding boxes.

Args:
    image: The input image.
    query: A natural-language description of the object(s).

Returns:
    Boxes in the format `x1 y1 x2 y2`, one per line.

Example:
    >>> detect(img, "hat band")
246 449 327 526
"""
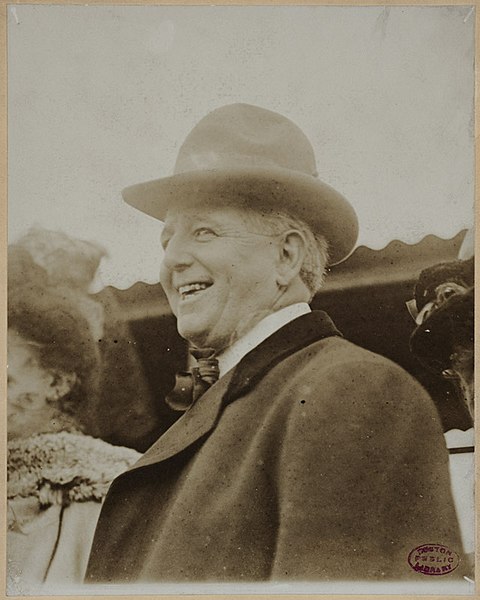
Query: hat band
175 150 317 177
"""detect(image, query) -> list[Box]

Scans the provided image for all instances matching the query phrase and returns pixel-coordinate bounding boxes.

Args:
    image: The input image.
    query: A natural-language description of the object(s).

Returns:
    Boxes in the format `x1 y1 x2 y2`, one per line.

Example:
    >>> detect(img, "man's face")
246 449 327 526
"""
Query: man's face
159 206 282 351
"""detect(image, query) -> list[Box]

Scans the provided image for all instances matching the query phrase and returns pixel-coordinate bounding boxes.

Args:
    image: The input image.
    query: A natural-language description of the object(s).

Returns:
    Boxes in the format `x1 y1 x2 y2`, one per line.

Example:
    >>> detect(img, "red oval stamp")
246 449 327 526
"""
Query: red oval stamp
408 544 460 576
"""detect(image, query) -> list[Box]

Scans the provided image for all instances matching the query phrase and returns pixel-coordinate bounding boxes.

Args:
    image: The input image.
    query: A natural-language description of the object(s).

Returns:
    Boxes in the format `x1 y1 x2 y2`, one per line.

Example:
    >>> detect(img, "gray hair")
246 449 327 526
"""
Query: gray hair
241 209 330 298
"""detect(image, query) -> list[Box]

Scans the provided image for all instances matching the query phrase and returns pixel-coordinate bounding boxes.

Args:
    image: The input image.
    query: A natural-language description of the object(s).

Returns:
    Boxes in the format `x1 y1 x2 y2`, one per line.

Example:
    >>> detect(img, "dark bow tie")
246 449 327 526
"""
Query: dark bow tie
165 347 220 411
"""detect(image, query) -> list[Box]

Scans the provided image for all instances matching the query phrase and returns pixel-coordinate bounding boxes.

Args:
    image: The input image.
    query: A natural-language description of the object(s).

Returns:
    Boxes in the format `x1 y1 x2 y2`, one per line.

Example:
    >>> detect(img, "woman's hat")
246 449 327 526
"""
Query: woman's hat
122 103 358 266
409 257 474 374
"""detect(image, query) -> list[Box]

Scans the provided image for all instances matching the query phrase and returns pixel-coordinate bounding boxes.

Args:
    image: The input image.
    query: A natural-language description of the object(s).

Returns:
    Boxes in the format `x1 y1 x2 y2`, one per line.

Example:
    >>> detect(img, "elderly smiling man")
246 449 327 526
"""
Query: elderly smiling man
86 104 461 583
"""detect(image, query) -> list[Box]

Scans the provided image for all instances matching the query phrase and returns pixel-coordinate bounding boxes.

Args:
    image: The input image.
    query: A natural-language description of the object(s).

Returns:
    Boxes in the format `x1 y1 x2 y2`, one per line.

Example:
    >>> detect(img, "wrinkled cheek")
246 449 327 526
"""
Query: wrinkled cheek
159 267 170 292
169 300 179 317
163 290 178 315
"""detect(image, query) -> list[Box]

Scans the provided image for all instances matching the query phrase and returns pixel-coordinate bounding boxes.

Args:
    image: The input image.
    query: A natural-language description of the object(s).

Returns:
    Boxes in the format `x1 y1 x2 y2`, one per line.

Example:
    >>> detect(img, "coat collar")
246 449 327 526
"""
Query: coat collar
224 310 341 404
128 311 341 472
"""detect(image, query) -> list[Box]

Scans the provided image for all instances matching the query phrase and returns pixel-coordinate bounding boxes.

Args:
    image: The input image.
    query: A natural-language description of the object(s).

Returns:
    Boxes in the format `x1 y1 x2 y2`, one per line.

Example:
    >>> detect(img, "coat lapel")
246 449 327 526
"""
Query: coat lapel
126 371 234 471
224 310 341 404
128 311 341 472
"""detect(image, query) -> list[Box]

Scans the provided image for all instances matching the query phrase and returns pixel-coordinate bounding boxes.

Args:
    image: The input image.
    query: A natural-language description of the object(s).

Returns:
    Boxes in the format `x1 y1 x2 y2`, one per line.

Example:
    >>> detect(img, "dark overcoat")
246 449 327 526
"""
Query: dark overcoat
86 312 461 582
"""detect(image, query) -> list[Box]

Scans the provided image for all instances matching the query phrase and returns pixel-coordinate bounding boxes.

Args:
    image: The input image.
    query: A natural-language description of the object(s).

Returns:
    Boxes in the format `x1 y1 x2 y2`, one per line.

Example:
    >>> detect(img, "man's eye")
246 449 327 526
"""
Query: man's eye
193 228 217 241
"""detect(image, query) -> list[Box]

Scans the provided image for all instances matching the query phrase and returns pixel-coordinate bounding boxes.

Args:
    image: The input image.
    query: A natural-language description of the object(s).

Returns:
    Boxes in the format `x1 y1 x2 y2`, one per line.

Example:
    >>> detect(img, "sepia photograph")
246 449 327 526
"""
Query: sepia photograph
6 3 475 596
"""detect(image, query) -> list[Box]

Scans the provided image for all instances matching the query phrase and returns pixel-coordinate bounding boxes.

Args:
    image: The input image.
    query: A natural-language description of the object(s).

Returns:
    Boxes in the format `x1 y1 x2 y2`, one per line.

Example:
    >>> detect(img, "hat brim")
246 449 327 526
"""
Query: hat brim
122 167 358 266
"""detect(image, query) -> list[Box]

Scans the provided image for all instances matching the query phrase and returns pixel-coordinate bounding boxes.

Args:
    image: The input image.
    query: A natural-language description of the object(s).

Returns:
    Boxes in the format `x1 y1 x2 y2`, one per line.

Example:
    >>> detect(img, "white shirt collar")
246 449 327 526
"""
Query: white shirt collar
217 303 311 377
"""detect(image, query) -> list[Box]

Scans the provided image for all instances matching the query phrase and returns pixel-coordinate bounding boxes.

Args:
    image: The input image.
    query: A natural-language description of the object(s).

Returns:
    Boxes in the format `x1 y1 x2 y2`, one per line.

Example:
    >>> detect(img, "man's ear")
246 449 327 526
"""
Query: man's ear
276 229 306 287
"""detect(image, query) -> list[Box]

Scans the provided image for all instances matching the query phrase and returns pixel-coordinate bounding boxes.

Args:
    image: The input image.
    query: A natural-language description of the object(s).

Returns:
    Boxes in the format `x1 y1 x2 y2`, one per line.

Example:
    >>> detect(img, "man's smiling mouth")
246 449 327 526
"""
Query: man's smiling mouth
177 282 213 301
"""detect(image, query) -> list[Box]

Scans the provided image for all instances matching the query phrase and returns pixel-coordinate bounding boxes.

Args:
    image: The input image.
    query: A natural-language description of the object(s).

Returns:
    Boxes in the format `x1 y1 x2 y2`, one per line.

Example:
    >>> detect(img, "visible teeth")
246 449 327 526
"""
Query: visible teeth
179 283 209 295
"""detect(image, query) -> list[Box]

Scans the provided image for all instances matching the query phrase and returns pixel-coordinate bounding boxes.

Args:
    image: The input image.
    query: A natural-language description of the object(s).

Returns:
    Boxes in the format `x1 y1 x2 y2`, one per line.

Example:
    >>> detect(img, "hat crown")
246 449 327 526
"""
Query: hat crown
174 103 318 177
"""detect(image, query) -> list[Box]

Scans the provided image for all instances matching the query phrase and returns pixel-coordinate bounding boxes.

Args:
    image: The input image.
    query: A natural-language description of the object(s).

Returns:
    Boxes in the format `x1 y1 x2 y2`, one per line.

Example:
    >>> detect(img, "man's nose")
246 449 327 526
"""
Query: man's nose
161 234 194 271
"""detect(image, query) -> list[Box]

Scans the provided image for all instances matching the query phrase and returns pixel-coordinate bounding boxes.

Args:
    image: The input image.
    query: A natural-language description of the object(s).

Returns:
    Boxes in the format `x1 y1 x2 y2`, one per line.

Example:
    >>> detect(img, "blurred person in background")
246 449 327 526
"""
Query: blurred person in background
409 248 474 418
407 229 474 574
7 228 156 592
12 227 165 450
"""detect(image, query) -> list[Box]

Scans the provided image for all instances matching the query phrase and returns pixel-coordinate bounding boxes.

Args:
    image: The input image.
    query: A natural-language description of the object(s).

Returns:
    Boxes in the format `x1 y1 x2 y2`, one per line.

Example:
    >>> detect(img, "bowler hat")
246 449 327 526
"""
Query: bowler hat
123 103 358 266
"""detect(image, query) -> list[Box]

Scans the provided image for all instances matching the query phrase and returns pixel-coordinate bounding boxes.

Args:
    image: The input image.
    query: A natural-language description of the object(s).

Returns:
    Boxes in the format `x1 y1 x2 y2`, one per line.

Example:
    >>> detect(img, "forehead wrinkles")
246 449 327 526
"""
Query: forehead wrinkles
163 207 258 234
